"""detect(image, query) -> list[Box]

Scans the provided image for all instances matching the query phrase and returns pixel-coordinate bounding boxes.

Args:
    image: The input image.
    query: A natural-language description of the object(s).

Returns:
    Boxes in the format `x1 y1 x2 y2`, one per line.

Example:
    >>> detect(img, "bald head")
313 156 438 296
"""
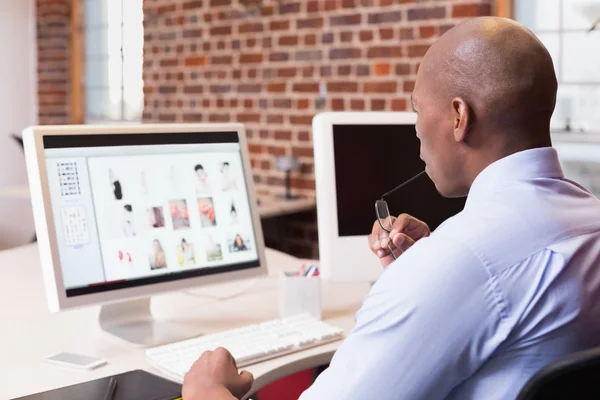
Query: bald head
412 17 558 197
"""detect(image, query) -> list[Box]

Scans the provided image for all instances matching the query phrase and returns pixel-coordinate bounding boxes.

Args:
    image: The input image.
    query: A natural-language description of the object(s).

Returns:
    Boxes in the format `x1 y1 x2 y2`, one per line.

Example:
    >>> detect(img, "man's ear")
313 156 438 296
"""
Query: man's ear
451 97 471 143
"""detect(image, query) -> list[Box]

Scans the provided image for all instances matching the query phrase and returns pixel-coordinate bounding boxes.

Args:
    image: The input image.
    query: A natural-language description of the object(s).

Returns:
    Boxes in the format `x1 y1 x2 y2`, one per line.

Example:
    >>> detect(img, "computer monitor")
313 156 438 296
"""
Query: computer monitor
313 112 466 282
23 123 267 346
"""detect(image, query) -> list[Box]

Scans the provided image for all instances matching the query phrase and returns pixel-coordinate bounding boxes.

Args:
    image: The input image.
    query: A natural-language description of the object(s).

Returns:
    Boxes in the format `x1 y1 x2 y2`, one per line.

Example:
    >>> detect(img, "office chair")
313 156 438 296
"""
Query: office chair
517 346 600 400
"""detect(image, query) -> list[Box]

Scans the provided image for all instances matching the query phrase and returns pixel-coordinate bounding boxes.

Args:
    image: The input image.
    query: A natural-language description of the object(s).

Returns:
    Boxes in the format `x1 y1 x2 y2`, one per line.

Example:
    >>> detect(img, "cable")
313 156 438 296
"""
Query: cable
183 278 260 301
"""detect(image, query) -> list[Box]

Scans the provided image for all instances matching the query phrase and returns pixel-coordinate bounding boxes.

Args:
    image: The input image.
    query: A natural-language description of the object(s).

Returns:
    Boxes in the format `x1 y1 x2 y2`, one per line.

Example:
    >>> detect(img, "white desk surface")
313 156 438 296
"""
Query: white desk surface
256 196 316 219
0 243 370 399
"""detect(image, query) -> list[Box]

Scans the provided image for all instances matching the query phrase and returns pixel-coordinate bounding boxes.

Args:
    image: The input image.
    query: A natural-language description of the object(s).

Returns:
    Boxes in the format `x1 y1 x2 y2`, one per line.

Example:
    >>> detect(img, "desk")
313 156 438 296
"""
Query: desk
0 244 370 399
257 196 316 219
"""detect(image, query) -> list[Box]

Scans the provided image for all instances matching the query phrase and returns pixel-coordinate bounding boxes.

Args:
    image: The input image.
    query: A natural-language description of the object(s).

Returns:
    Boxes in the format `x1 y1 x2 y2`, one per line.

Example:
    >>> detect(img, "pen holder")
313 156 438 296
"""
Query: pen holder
279 272 322 320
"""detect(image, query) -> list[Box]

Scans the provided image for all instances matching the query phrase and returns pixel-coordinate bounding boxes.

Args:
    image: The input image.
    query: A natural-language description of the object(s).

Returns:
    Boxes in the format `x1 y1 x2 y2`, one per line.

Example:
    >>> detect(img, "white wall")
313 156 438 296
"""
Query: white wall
0 0 37 249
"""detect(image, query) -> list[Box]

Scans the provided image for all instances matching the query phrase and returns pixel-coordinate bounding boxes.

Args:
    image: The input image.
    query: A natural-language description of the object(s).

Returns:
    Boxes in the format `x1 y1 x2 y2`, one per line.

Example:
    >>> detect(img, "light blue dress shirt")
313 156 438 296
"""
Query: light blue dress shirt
300 147 600 399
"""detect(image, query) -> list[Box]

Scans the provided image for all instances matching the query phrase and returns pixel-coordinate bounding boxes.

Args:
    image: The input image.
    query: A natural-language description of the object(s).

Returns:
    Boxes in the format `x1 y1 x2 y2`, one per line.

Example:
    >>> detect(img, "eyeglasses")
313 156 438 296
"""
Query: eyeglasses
375 170 427 259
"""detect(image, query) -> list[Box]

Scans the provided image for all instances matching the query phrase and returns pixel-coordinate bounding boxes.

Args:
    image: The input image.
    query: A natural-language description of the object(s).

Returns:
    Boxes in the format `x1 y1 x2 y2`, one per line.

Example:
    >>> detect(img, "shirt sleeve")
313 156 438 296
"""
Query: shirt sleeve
299 235 509 400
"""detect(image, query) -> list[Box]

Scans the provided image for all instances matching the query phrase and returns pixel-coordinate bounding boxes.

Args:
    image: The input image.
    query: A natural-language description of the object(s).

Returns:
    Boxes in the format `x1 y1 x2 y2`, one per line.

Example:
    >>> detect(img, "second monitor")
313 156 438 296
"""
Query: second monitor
314 112 466 282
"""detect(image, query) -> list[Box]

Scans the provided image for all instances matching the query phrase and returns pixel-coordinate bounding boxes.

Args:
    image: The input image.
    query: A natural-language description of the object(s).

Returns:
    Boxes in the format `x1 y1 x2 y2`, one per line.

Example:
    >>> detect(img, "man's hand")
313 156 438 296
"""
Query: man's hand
183 347 254 400
368 214 430 268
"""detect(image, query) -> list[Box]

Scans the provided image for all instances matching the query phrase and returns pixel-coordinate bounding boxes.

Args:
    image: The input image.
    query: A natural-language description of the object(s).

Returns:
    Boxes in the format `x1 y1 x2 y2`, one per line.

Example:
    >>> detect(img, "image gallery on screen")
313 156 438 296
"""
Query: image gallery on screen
87 154 256 283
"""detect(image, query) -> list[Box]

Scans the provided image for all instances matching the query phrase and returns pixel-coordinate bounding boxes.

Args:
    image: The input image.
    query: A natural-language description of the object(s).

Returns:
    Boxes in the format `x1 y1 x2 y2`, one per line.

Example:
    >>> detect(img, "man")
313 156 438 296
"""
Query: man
182 17 600 399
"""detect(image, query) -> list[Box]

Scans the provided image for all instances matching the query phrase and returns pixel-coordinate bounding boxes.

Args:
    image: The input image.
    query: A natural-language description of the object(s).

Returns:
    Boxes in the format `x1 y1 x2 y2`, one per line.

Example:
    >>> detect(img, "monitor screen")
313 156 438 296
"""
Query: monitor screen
43 132 259 297
333 124 466 237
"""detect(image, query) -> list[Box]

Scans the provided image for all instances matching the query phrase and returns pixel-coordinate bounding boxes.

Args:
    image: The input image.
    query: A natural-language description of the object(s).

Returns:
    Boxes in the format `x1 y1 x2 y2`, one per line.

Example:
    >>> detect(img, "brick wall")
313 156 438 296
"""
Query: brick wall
36 0 71 125
142 0 492 258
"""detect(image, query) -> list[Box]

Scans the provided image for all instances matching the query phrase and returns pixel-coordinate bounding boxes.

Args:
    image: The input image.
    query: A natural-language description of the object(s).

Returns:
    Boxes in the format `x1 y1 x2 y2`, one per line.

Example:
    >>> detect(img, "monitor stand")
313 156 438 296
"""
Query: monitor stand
99 297 197 347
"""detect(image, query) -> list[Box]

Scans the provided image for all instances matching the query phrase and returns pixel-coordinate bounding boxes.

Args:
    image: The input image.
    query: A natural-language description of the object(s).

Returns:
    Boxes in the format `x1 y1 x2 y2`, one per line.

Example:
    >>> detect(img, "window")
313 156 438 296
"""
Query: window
83 0 144 123
514 0 600 134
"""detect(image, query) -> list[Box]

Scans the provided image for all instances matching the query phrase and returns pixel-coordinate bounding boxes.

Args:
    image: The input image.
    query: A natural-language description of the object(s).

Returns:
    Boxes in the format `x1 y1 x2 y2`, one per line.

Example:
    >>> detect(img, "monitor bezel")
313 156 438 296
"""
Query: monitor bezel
313 112 418 282
24 123 267 312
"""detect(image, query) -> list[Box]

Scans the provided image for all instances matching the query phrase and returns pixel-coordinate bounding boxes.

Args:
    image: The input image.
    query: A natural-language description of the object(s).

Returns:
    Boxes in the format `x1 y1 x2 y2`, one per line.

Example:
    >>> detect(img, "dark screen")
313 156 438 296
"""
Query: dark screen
333 124 466 236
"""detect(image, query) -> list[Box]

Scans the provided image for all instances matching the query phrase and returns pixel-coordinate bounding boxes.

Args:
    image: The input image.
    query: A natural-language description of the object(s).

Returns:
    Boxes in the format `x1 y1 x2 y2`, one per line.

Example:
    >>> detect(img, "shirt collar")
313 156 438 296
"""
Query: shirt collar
465 147 565 208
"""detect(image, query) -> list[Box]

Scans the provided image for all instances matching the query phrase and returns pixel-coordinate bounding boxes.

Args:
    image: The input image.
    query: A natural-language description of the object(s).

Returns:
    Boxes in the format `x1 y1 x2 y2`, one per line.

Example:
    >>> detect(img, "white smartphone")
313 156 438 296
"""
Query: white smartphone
43 352 107 370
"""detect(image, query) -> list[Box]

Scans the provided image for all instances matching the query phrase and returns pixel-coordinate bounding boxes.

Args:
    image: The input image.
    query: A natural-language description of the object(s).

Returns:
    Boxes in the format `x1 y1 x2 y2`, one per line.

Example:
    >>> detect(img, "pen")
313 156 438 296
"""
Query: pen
103 377 117 400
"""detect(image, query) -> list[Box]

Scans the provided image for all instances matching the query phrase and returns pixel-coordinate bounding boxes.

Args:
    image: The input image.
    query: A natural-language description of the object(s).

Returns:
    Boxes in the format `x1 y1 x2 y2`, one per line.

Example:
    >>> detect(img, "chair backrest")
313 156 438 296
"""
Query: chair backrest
517 346 600 400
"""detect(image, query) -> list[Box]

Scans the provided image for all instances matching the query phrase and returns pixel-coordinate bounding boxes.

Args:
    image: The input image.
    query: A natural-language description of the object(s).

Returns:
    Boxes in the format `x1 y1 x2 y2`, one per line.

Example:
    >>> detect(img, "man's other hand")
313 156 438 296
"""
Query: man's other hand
368 214 430 268
183 347 254 400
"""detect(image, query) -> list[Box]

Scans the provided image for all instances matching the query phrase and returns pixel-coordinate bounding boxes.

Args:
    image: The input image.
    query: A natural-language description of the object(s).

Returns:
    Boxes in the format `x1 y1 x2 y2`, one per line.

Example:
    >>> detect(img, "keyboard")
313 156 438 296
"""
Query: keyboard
146 313 345 380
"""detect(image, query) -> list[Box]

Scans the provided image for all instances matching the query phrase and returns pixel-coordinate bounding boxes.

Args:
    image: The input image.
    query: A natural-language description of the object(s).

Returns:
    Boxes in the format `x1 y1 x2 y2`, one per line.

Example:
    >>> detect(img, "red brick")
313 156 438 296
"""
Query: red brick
379 27 394 40
273 98 293 108
367 46 403 58
292 146 314 157
274 130 292 140
360 30 374 42
297 17 323 29
330 14 362 26
407 44 431 58
332 98 345 110
240 53 263 63
371 99 386 110
298 131 310 141
268 146 287 156
290 115 314 125
211 55 232 65
182 1 203 10
407 6 446 20
157 4 176 14
293 83 319 93
277 67 297 78
304 34 317 46
364 81 398 93
261 5 274 16
270 20 290 31
209 84 231 93
183 29 202 38
452 3 492 18
368 10 402 24
209 113 230 122
184 56 206 66
391 98 408 111
307 1 319 13
403 80 416 92
279 2 301 14
296 50 322 61
267 114 285 124
159 113 177 122
342 0 357 8
338 65 351 76
239 22 263 34
297 99 310 109
324 0 337 11
267 82 287 93
340 31 354 42
238 84 262 93
237 112 261 123
396 63 411 75
183 85 203 94
328 81 359 92
373 63 391 76
249 144 263 154
330 48 362 60
290 178 316 190
279 35 299 46
210 25 231 35
399 27 414 40
350 99 365 110
210 0 231 5
161 58 179 67
270 52 289 62
419 25 437 38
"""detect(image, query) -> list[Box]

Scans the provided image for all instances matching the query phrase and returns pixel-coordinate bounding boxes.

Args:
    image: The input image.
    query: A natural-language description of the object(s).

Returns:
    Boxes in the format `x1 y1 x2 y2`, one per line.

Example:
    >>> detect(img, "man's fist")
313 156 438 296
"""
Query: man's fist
368 213 430 268
183 347 254 400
